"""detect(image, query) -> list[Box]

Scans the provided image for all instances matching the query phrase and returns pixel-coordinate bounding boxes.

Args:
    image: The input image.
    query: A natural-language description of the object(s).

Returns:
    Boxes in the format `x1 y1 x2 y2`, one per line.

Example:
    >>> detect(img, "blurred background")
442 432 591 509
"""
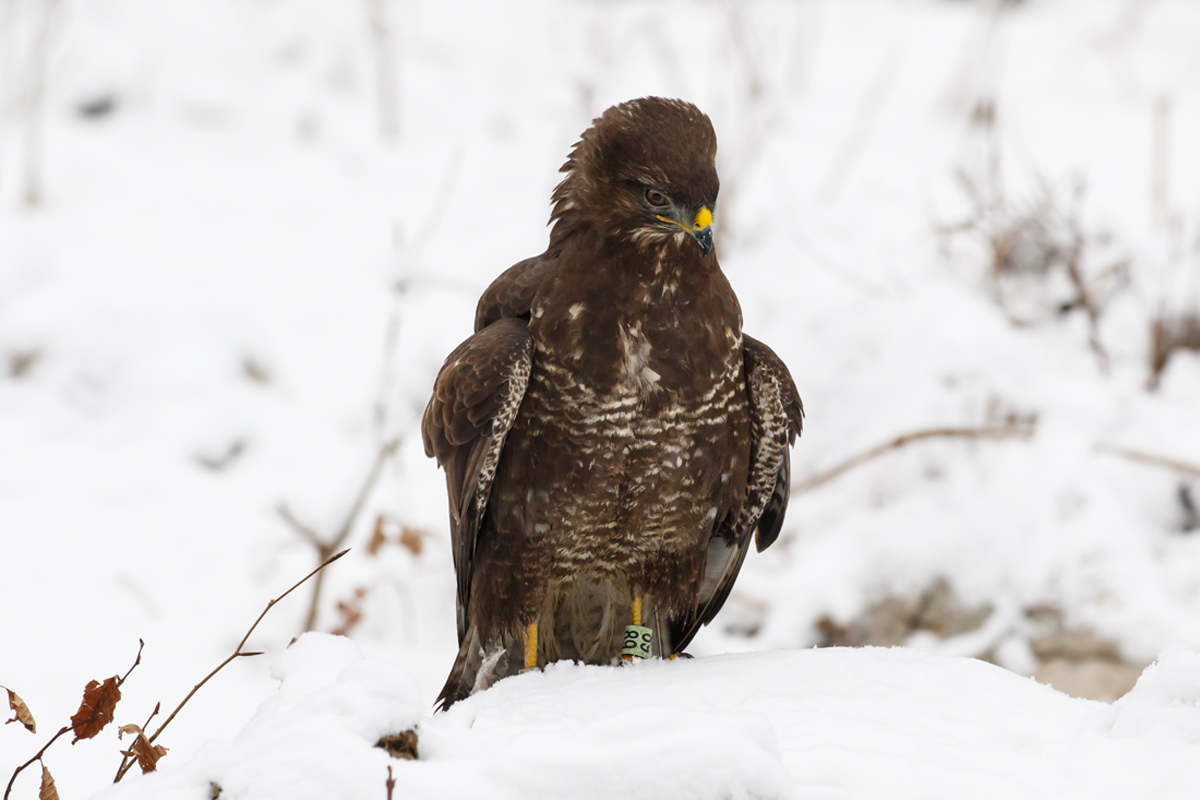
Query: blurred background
2 0 1199 795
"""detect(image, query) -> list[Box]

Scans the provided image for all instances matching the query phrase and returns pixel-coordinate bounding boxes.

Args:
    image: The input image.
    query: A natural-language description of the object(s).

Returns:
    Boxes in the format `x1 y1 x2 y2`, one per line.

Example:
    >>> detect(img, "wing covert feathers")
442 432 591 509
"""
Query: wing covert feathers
421 317 533 637
742 335 804 552
474 256 552 332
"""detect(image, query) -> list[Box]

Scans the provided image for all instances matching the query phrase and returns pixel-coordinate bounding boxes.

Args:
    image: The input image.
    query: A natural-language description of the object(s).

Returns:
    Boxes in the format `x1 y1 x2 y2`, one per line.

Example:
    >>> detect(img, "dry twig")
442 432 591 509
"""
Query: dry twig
1148 312 1200 390
366 0 399 142
5 641 143 800
19 0 62 207
277 438 400 631
1059 189 1110 372
941 172 1127 372
816 48 898 202
113 550 348 782
1094 444 1200 479
794 422 1036 494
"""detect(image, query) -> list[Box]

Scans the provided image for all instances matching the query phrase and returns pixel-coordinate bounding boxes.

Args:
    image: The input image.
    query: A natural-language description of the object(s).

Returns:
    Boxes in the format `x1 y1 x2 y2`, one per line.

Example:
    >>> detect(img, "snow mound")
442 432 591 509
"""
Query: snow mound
95 634 424 800
1111 647 1200 744
96 635 1200 800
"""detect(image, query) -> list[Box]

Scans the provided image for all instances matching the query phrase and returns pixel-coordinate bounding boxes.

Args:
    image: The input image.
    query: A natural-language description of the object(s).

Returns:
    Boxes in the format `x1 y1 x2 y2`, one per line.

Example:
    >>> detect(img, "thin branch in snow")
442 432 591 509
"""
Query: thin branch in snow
277 437 400 632
1150 95 1172 229
794 422 1036 494
366 0 399 142
4 641 143 800
21 0 61 207
1147 310 1200 390
375 149 465 440
1060 181 1111 373
112 551 349 783
816 48 899 203
1094 443 1200 480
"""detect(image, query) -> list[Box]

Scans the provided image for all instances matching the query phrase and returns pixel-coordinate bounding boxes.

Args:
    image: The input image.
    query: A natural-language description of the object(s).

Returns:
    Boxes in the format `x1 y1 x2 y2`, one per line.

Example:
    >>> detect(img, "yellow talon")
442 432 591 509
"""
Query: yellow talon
524 621 538 670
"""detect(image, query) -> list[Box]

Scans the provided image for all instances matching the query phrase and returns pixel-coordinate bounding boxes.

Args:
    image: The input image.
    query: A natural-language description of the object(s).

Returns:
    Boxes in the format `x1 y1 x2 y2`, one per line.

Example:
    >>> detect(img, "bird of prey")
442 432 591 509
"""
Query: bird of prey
422 97 803 709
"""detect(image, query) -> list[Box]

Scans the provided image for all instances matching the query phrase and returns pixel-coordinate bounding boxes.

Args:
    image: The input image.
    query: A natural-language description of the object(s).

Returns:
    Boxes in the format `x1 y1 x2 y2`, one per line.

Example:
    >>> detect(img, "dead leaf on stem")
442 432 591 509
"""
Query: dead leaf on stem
39 765 59 800
70 676 121 742
118 723 169 773
367 515 427 557
398 526 424 556
5 687 36 733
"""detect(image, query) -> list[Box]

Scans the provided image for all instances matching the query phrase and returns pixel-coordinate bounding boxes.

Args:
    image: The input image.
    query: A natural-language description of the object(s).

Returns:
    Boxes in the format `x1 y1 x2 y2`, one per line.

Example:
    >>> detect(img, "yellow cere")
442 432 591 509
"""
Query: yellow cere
656 205 714 232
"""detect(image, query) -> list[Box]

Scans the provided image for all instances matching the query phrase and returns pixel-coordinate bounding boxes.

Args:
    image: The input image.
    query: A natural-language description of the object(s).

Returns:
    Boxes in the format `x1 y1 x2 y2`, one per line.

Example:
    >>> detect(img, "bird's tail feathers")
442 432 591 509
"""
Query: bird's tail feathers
435 624 526 711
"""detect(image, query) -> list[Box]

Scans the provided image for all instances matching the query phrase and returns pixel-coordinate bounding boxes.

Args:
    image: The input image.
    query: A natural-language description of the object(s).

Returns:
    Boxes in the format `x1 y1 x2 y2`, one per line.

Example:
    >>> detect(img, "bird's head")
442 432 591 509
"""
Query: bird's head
551 97 719 257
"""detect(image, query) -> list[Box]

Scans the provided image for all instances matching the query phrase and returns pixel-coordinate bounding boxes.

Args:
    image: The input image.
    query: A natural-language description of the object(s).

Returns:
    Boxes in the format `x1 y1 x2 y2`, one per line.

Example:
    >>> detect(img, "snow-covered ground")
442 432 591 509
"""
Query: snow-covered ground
85 634 1200 800
3 0 1200 797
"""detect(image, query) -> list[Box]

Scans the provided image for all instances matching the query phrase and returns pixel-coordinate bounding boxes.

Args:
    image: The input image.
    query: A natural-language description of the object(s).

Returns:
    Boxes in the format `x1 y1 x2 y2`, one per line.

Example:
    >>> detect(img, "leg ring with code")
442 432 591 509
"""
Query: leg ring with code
622 624 653 659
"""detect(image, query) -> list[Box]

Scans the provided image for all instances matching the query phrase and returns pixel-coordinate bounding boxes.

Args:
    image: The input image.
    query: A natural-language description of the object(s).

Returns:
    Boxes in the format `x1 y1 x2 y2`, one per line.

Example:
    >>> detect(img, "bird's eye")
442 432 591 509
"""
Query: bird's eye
645 188 669 207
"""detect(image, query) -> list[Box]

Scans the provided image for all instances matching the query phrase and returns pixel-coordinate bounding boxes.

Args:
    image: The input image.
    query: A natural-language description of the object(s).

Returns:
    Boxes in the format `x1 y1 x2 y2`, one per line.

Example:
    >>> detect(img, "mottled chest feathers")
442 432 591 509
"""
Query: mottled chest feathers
618 320 661 394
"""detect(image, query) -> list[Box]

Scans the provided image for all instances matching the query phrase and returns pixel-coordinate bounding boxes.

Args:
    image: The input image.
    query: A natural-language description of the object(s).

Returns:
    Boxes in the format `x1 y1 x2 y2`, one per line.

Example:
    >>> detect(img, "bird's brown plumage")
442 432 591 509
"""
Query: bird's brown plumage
422 97 803 709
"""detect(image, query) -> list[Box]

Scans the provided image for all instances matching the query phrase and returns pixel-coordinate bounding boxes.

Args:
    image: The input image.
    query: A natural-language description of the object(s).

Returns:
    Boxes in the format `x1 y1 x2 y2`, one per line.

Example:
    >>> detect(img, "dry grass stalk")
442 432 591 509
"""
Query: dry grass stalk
277 438 400 631
941 173 1128 371
1148 312 1200 390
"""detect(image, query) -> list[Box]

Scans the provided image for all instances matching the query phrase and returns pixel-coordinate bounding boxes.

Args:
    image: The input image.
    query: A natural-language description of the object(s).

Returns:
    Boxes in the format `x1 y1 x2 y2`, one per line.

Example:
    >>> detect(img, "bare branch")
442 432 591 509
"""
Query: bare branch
1095 444 1200 479
279 438 400 632
6 641 143 800
20 0 62 207
276 502 322 546
1061 184 1110 372
794 423 1036 494
366 0 399 142
113 550 348 782
117 640 145 687
816 48 898 202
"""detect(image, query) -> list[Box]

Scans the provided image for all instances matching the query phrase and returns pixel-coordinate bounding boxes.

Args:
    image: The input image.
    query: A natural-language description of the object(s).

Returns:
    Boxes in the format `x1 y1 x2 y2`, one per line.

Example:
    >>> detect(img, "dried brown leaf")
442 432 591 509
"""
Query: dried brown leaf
398 526 424 556
6 687 36 733
331 587 369 637
39 764 59 800
367 515 387 556
70 676 121 742
119 724 169 773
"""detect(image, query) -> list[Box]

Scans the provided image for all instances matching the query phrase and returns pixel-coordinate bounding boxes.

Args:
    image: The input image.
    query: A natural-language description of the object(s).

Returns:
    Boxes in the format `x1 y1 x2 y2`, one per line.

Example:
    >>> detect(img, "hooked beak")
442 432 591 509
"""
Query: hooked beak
657 205 715 256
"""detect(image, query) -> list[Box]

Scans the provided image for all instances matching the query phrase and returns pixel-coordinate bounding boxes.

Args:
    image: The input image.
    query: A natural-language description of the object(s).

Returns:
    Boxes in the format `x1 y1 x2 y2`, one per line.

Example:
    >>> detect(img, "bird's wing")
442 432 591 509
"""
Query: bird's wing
742 334 804 551
474 255 555 332
671 334 804 652
422 316 533 643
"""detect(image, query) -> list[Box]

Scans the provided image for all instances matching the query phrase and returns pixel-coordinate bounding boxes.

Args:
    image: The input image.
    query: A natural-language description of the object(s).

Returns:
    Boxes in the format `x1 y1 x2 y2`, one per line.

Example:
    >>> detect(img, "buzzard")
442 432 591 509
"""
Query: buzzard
422 97 803 709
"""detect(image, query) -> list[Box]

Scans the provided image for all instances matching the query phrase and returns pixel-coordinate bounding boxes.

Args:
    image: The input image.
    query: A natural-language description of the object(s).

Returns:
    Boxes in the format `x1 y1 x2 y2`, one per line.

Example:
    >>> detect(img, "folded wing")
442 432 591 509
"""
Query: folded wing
671 334 804 652
421 316 533 642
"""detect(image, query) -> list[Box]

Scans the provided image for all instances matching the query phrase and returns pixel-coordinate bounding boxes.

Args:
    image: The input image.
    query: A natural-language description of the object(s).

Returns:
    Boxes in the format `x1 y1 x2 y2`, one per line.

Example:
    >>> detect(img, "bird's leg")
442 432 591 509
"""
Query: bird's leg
523 620 538 670
622 595 653 661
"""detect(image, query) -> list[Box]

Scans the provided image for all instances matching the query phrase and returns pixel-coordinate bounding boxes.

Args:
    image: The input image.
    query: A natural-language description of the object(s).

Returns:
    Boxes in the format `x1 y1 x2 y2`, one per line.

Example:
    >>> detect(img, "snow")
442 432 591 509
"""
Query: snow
88 634 1200 799
3 0 1200 797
